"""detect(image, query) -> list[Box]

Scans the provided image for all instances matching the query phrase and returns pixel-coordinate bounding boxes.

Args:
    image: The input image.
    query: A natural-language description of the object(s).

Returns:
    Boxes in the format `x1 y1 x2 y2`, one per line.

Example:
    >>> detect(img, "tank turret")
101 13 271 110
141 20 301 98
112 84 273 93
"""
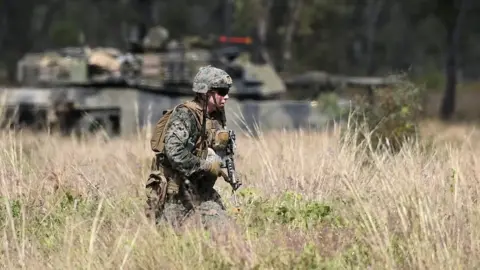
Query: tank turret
16 45 142 86
128 30 287 100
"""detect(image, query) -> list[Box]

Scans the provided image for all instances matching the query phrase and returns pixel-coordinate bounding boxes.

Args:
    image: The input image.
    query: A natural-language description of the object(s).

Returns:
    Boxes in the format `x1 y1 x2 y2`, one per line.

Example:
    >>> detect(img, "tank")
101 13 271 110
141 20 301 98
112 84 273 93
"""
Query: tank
284 70 401 100
0 27 326 137
3 25 398 137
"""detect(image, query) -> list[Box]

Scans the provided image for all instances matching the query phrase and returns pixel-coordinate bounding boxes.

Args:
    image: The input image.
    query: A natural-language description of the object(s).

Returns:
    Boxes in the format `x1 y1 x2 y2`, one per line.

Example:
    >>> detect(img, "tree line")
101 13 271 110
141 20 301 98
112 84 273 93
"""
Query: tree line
0 0 478 119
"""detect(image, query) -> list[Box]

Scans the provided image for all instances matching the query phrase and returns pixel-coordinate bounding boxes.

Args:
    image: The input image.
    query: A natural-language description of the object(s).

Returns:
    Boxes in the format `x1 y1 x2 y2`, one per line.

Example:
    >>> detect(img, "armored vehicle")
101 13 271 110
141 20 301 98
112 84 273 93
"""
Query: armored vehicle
2 23 400 137
1 27 331 137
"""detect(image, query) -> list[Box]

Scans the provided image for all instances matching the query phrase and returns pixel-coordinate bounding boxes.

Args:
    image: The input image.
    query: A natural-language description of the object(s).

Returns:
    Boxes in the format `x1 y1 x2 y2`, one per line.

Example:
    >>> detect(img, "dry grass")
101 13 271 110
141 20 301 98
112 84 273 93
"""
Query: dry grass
0 119 479 269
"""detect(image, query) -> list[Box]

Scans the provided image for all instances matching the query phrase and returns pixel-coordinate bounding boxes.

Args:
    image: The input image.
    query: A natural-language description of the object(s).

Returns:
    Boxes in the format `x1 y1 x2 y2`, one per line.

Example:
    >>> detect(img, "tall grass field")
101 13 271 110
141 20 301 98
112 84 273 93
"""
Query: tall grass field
0 117 479 269
0 76 475 269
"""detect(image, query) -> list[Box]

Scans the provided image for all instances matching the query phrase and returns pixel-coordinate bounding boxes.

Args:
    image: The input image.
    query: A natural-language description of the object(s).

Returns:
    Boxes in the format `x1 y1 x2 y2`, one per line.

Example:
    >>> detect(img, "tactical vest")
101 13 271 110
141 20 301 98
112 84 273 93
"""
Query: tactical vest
150 100 205 156
146 99 225 205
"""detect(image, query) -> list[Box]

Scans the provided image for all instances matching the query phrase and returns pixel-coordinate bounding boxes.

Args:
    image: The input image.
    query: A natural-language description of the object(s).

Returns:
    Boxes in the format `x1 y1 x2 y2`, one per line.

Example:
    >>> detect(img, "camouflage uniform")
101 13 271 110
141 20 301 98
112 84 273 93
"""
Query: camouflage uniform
145 65 237 229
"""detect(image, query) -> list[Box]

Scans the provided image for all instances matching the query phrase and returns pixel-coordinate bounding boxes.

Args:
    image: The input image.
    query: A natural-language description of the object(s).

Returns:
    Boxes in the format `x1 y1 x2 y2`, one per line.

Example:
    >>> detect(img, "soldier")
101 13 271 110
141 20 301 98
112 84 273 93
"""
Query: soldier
145 65 239 229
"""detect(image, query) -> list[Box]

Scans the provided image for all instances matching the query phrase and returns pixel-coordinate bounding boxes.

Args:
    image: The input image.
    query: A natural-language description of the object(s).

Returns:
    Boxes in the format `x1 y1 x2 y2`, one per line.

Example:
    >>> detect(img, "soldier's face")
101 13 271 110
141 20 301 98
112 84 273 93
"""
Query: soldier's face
207 89 229 111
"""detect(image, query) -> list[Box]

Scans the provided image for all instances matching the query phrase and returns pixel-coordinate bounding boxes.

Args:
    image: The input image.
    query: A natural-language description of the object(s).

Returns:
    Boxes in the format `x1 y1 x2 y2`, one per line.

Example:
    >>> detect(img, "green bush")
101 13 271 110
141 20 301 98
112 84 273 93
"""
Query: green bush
234 189 343 231
316 92 350 121
347 75 425 153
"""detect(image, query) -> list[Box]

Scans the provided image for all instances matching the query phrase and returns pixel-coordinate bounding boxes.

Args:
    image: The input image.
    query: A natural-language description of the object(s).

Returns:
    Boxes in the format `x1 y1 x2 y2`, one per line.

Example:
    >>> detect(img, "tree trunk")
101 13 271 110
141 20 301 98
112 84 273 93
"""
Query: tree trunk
439 0 470 120
364 0 384 76
281 0 303 72
254 0 273 64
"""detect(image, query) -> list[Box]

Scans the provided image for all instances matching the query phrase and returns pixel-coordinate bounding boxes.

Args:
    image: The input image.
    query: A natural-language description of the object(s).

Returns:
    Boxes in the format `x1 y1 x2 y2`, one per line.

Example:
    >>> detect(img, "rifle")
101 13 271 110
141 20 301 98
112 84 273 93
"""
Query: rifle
223 130 241 191
220 129 242 207
208 129 242 205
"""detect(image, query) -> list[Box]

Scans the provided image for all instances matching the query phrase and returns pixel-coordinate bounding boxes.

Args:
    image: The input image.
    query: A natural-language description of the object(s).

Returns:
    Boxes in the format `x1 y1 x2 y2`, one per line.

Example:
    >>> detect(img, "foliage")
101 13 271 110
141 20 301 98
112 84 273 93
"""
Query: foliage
316 92 351 121
2 0 480 83
234 189 343 231
0 122 479 268
412 66 446 91
48 20 82 46
347 75 426 153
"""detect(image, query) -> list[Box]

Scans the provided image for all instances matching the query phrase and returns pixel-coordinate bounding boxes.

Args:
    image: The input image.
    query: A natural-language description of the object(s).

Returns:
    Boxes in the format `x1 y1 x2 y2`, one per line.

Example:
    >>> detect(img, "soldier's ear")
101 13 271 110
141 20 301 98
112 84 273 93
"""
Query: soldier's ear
206 90 214 98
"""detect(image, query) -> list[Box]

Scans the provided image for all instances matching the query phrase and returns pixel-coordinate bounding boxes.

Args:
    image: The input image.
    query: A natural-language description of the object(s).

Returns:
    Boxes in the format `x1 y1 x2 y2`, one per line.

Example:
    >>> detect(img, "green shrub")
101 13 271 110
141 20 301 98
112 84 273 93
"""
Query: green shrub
316 92 350 121
235 189 343 231
347 75 425 153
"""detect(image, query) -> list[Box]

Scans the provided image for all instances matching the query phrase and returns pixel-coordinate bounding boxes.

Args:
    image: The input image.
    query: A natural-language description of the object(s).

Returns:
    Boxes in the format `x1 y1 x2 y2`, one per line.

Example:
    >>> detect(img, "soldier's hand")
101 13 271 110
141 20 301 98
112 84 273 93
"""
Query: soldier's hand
207 161 222 177
219 170 242 191
231 180 242 191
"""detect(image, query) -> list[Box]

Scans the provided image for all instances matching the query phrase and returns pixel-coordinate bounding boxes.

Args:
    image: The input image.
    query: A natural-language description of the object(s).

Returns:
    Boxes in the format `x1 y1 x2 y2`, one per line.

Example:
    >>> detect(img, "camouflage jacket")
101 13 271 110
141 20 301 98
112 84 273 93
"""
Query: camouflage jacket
163 105 206 178
163 104 223 180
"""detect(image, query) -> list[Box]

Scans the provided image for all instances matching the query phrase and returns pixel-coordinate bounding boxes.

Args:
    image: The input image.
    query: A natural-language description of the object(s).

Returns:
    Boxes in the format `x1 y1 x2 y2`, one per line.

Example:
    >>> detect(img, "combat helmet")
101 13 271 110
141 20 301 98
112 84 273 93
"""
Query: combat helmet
192 65 233 94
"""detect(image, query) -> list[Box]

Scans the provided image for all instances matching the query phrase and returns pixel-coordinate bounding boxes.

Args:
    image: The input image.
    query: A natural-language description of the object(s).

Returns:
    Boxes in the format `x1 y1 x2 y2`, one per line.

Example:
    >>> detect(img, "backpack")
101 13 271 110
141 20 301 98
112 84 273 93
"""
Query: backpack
150 100 204 154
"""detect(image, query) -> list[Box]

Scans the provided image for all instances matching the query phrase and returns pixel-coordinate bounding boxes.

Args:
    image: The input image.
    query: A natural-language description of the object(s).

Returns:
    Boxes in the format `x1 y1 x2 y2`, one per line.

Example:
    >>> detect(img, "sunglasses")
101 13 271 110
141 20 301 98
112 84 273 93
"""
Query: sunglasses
212 88 229 97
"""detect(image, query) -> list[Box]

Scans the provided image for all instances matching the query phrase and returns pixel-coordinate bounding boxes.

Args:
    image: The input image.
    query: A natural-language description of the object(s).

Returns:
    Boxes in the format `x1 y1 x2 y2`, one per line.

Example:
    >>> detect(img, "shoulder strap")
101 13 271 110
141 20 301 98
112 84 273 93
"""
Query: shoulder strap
150 100 206 153
181 100 204 131
150 104 182 153
181 100 208 156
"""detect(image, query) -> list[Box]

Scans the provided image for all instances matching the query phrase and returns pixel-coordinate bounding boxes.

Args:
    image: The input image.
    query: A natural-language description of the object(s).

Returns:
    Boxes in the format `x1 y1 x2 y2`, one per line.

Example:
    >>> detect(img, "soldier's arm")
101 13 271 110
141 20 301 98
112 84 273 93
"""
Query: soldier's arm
163 106 208 178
